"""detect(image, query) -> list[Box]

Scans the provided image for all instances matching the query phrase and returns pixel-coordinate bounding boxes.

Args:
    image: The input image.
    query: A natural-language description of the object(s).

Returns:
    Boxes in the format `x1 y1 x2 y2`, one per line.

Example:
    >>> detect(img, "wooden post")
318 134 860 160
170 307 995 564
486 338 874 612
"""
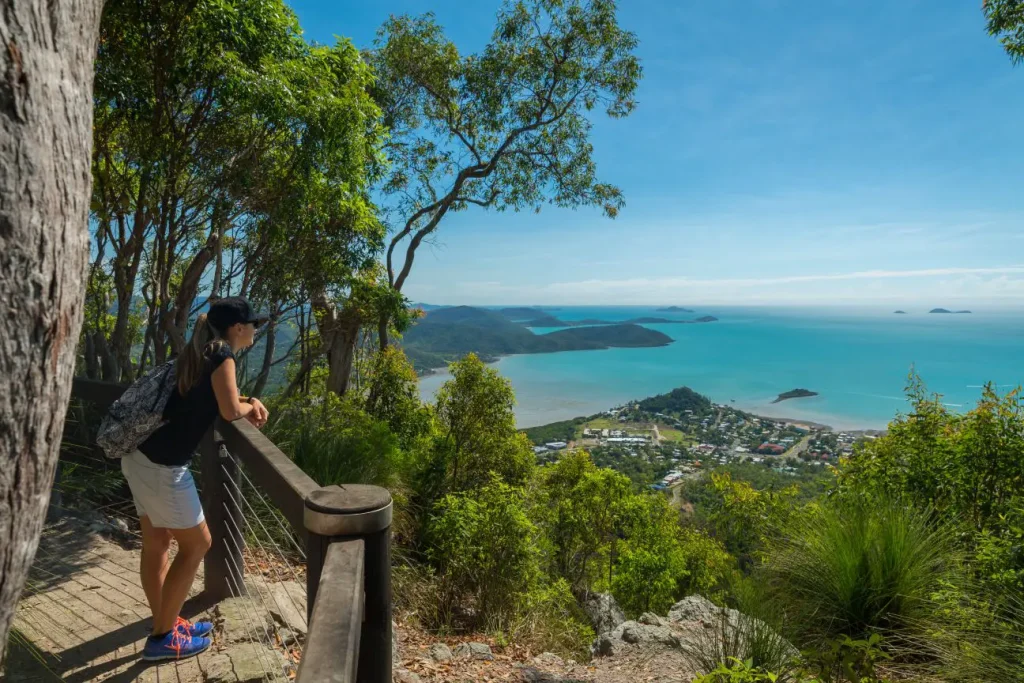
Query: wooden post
200 428 245 600
304 485 393 683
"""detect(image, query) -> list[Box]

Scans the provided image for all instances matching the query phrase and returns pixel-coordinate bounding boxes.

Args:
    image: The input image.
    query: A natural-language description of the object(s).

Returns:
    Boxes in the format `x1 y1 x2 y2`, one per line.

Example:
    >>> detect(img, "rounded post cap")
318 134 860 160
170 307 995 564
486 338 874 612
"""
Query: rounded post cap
304 485 392 537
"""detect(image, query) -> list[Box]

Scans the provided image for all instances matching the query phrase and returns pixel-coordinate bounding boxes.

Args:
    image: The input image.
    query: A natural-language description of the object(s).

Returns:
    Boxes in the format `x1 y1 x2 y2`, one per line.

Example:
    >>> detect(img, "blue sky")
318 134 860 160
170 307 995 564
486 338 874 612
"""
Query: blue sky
290 0 1024 307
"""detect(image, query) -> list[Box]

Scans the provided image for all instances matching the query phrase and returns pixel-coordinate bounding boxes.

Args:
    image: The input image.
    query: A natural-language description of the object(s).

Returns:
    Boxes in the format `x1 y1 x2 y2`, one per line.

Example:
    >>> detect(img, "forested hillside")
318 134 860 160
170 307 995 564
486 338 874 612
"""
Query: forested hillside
401 306 673 372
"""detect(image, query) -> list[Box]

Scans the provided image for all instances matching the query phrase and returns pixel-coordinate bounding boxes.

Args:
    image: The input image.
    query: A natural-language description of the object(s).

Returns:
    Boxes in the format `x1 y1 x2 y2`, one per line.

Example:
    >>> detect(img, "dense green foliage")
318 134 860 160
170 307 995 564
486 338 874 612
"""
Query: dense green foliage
267 391 406 489
838 377 1024 594
637 386 713 417
85 0 384 385
523 416 593 445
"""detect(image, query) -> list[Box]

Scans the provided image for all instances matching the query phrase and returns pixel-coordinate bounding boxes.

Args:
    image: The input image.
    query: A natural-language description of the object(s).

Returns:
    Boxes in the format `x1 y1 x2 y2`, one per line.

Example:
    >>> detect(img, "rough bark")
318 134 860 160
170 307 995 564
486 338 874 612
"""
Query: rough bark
0 0 103 660
310 292 360 396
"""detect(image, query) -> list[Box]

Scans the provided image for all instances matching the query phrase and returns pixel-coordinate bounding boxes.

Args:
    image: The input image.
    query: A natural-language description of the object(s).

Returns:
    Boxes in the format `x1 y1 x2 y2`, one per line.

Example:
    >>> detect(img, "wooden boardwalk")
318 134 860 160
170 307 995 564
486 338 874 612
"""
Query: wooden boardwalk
5 516 215 683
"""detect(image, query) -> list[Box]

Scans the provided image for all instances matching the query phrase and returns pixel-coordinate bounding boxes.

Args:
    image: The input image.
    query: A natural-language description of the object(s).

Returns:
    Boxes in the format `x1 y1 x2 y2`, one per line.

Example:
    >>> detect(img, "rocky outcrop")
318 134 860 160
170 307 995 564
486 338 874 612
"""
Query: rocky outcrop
583 592 626 635
667 595 729 625
592 594 794 667
593 619 682 657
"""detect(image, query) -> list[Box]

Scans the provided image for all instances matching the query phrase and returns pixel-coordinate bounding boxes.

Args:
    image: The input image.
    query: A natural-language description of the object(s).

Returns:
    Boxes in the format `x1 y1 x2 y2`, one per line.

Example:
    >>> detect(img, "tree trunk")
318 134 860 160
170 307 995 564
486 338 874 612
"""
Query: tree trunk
0 0 103 661
325 313 360 396
311 292 361 397
377 313 390 351
250 316 277 398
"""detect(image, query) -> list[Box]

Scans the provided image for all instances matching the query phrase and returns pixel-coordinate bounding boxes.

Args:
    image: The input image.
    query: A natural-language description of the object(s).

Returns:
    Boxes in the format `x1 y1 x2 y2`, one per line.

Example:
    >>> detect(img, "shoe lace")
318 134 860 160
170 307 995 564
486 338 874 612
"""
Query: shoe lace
175 616 192 632
168 628 190 658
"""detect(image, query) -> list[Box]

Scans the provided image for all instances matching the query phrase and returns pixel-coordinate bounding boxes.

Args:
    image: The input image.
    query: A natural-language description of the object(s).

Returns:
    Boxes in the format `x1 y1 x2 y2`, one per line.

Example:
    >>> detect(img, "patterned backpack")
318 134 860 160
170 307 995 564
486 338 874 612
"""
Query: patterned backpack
96 360 178 459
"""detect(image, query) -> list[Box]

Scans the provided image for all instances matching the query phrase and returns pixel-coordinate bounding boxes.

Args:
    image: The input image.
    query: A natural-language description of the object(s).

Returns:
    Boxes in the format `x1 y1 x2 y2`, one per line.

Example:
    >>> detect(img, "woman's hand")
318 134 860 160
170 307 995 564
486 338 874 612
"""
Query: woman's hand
246 398 269 429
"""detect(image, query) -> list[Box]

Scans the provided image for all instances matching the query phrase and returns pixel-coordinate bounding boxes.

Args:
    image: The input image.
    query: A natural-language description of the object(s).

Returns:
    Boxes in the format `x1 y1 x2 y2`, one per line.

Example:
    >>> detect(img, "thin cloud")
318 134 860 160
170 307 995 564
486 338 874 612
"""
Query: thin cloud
547 266 1024 291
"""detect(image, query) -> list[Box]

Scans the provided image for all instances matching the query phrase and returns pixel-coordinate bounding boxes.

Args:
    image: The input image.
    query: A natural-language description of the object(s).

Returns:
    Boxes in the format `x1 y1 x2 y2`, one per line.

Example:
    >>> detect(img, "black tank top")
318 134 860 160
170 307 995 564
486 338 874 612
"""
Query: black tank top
138 345 235 467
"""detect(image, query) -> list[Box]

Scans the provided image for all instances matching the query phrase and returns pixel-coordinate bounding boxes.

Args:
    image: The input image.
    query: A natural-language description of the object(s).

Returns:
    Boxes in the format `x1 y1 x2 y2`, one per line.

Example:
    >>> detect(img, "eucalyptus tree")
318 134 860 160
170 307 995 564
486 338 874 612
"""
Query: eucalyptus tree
86 0 385 389
369 0 642 345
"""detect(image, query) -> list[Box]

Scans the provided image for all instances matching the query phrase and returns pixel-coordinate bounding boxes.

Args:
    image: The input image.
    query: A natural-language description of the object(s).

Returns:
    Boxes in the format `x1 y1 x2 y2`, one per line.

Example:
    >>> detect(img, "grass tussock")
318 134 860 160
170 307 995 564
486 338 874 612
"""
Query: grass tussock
763 501 961 650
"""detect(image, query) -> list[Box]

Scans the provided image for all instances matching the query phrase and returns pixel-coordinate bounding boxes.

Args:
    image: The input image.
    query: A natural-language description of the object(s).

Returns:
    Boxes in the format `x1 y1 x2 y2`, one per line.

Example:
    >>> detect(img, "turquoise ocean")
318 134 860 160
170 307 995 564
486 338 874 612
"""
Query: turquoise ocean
418 306 1024 430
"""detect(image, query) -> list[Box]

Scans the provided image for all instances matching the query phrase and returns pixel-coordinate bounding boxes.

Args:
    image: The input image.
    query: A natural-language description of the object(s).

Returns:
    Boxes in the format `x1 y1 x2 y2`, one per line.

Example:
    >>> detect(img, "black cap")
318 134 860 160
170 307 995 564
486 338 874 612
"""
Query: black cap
207 297 267 334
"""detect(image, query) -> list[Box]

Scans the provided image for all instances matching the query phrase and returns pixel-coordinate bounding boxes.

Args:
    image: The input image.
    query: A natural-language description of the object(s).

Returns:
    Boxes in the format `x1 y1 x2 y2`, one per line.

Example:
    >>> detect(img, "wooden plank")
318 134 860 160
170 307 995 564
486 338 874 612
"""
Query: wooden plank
296 540 365 683
216 417 319 536
71 378 126 412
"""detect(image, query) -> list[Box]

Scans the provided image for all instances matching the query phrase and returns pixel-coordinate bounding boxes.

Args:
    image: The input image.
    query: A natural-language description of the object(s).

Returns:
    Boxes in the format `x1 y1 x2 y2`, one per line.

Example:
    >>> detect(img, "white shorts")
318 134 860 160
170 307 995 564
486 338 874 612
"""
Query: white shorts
121 450 205 530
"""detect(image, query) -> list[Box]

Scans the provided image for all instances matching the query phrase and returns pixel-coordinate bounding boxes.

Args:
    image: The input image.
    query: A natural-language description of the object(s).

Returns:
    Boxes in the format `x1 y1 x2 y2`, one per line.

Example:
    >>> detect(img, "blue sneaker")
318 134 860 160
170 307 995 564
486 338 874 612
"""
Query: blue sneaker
142 630 211 661
175 616 214 638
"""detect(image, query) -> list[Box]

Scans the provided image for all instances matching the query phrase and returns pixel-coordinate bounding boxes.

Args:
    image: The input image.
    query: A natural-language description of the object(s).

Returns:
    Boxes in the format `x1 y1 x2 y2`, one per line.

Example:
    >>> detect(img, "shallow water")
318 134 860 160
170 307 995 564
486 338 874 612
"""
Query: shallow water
418 305 1024 429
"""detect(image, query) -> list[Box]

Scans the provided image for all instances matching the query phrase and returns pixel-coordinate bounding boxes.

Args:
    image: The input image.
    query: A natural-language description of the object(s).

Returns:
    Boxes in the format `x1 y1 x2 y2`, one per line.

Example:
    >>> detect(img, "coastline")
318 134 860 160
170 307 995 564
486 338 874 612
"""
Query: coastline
418 356 891 434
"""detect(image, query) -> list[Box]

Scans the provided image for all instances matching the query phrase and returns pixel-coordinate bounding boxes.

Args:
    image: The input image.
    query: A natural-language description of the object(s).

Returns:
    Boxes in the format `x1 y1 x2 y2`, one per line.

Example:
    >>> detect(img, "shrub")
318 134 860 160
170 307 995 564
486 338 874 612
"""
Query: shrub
426 476 542 630
362 346 432 449
692 658 784 683
702 472 798 569
837 376 1024 593
797 633 892 683
762 500 961 650
506 578 595 660
432 354 535 493
266 391 406 489
612 494 732 615
533 449 633 593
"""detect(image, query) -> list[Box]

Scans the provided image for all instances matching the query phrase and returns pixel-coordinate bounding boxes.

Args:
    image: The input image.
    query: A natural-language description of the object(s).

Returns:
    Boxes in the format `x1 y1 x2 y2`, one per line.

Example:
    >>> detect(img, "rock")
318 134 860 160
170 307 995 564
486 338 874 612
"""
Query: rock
111 518 130 533
593 632 625 657
394 670 421 683
277 627 299 647
518 666 571 682
428 643 453 661
453 641 493 660
667 595 721 625
205 643 285 682
639 612 668 627
532 652 564 667
583 592 625 635
215 598 274 644
266 581 307 637
592 619 681 657
392 620 400 666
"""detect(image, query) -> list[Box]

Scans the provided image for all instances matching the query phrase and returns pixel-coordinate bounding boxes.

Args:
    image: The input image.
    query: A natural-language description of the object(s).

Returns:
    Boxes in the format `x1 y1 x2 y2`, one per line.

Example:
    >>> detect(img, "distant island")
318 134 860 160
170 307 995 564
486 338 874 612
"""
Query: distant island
656 306 694 313
772 388 819 404
893 310 907 315
403 306 673 373
930 308 972 314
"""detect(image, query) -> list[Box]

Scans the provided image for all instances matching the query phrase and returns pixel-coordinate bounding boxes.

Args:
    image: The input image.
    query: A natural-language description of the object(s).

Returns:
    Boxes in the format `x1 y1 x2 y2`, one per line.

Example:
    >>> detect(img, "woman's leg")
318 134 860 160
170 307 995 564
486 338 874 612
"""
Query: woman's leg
139 515 173 619
151 521 212 634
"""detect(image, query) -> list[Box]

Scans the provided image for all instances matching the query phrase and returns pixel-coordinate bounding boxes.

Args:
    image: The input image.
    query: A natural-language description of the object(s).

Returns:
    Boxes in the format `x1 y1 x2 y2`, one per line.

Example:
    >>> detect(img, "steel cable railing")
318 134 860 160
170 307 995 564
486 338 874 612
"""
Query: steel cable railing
219 450 307 672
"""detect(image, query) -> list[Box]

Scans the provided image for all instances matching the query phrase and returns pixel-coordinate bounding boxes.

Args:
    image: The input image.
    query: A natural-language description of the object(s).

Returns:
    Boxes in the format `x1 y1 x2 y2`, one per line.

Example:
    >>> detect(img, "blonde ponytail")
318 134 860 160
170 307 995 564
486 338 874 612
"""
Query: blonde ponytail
177 314 227 395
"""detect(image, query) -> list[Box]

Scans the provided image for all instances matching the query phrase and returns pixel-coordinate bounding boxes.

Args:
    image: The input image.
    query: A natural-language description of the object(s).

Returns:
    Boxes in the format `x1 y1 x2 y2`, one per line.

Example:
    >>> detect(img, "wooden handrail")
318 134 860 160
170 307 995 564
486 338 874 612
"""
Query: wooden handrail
71 377 128 412
216 418 319 535
295 540 365 683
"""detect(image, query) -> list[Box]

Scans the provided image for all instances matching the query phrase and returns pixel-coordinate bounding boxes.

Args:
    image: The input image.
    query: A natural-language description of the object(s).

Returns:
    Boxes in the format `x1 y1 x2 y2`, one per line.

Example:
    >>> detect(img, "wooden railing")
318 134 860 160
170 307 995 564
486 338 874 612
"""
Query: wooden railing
68 378 393 683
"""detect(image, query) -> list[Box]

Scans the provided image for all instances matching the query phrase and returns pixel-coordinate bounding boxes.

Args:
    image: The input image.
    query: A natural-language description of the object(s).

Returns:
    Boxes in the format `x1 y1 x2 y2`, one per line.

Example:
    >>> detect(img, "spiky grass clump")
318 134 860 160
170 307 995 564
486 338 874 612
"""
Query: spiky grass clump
764 500 960 649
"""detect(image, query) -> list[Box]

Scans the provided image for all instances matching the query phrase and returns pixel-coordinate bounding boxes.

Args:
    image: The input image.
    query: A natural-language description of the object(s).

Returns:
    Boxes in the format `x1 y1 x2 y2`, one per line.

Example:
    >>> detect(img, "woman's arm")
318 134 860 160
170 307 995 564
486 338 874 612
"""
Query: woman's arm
211 358 256 422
